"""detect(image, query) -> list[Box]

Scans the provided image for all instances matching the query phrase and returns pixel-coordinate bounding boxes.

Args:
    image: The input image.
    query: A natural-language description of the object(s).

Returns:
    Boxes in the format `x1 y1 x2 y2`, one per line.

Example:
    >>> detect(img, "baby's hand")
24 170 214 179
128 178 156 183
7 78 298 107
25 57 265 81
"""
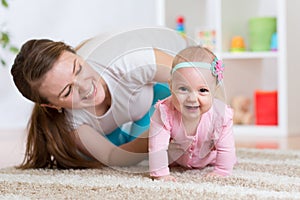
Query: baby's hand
152 175 177 182
205 171 223 178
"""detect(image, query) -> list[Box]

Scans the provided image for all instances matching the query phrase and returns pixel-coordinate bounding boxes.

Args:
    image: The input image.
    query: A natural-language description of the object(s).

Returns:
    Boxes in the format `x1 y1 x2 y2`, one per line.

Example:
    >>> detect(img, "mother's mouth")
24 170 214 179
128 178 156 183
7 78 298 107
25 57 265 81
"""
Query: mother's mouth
82 82 95 100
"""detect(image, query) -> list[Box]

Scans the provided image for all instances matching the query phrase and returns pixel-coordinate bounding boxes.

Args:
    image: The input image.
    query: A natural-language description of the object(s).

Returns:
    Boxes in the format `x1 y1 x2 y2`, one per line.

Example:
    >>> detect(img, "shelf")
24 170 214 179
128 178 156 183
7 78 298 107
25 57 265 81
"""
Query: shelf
233 125 285 137
221 51 278 60
158 0 288 136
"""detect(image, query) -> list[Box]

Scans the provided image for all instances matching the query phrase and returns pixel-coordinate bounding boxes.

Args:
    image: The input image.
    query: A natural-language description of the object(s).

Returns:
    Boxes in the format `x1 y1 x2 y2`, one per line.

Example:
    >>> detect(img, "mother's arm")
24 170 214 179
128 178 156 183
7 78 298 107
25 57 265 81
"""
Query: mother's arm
153 48 173 83
74 124 148 167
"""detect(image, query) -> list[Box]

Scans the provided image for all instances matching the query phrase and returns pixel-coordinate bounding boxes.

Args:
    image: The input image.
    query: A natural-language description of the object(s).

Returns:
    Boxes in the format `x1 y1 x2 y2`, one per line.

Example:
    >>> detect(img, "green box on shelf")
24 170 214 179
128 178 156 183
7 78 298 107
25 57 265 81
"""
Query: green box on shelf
249 17 277 51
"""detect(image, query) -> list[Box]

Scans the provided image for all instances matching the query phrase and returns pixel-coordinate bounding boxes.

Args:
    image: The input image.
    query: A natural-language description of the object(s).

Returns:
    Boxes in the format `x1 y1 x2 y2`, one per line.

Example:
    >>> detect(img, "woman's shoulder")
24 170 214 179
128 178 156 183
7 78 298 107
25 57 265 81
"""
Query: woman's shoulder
65 108 92 130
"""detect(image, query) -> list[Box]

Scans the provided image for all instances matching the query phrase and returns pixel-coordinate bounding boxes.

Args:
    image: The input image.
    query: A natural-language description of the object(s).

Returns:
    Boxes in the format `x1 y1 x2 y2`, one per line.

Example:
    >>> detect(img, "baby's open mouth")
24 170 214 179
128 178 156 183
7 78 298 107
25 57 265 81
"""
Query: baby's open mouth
185 105 200 110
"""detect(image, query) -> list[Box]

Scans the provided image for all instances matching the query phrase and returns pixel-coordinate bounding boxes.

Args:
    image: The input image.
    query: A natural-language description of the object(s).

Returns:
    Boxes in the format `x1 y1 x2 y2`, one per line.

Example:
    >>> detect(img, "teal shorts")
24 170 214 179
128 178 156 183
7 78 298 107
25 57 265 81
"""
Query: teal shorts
106 83 170 146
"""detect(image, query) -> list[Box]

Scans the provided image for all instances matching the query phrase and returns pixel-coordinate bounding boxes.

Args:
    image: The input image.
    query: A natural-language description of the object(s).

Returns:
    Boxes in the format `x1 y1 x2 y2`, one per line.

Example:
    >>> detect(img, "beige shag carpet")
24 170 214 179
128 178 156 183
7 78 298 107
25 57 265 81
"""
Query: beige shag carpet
0 148 300 200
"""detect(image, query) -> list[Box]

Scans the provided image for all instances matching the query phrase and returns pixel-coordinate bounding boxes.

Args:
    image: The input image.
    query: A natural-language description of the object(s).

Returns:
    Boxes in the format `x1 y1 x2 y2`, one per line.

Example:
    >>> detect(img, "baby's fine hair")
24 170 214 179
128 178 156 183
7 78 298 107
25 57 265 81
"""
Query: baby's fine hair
172 46 216 69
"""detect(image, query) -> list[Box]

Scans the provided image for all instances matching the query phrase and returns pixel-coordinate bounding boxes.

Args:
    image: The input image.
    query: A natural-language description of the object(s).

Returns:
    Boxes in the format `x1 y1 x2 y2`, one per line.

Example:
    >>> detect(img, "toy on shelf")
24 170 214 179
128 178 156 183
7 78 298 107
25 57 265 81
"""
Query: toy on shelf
195 28 216 51
249 17 277 51
270 32 278 51
230 36 246 52
231 95 254 125
254 90 278 125
176 16 185 36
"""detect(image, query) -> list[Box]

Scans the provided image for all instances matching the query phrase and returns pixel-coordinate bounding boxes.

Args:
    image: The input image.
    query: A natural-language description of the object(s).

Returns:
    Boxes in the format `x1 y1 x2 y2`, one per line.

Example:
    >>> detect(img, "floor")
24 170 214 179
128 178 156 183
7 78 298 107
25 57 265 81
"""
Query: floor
234 135 300 150
0 129 300 169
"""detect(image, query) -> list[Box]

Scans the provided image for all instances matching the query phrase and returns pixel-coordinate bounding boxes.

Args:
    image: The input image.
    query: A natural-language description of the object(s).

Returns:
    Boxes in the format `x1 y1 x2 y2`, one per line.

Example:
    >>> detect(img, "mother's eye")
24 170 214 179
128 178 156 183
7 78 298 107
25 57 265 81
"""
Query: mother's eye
64 85 72 97
75 64 82 75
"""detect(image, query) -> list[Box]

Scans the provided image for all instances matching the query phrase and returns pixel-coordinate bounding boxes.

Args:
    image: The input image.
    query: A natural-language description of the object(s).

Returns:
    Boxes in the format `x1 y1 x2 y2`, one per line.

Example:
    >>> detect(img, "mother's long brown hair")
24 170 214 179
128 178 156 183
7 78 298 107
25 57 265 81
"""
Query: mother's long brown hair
11 39 101 169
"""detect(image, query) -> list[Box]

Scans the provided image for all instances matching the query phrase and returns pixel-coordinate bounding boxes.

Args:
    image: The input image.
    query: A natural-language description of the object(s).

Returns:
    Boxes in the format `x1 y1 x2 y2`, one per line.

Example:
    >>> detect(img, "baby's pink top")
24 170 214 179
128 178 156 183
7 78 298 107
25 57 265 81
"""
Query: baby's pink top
149 97 236 177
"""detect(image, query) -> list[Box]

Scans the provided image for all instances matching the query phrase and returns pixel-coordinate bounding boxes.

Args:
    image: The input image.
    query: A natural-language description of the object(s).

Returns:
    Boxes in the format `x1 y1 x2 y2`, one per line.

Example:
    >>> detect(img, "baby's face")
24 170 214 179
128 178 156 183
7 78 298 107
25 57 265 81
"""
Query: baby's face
170 67 215 121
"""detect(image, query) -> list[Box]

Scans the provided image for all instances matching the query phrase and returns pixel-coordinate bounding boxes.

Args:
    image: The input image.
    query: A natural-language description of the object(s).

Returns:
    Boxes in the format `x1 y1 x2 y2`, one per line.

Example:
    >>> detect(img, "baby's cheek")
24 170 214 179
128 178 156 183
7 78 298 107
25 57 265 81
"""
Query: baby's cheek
171 95 183 111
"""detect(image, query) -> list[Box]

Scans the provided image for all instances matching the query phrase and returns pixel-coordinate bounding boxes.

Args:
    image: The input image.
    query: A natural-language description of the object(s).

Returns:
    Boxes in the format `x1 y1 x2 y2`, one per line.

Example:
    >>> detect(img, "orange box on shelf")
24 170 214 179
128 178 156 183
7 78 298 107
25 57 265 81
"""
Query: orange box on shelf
254 90 278 125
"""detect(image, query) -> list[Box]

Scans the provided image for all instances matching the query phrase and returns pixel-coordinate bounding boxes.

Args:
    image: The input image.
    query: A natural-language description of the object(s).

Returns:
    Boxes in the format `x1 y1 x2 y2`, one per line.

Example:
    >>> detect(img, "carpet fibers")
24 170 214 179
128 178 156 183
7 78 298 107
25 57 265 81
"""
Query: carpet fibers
0 148 299 200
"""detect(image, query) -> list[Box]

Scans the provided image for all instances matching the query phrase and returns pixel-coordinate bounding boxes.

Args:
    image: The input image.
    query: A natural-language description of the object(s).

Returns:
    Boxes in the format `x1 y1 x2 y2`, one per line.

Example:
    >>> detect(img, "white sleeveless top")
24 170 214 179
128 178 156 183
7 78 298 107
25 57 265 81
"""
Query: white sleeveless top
67 27 188 136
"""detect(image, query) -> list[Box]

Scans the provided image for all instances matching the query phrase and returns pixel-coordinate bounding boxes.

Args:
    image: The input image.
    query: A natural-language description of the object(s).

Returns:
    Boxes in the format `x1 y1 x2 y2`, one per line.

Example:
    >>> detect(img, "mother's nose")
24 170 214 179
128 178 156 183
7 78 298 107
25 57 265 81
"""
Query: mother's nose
73 77 89 92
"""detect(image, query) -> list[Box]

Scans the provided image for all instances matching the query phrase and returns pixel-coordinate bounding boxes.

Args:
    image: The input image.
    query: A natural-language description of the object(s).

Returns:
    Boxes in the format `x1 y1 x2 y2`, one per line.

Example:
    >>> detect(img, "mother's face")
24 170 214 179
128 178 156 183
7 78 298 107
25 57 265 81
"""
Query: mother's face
38 51 106 109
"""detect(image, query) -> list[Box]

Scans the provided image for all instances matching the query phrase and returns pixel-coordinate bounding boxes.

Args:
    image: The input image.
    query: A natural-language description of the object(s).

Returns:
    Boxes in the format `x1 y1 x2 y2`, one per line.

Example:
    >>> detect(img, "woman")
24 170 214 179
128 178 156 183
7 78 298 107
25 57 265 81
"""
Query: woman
11 27 188 169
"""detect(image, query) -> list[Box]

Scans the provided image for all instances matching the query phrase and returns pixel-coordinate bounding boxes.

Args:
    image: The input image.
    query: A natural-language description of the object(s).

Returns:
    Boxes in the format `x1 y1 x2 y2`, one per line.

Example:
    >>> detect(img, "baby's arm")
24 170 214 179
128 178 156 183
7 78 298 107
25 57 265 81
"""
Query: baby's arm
212 119 236 176
149 109 173 181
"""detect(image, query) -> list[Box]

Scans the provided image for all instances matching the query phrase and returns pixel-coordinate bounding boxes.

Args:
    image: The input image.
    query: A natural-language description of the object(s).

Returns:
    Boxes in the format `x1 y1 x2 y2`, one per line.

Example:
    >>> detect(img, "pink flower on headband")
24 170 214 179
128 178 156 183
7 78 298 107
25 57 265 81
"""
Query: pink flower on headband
211 58 224 82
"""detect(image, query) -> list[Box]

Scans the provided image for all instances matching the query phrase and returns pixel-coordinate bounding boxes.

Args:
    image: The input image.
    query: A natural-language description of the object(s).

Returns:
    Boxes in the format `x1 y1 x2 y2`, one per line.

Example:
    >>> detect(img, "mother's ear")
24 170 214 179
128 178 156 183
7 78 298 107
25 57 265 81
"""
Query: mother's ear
40 103 62 112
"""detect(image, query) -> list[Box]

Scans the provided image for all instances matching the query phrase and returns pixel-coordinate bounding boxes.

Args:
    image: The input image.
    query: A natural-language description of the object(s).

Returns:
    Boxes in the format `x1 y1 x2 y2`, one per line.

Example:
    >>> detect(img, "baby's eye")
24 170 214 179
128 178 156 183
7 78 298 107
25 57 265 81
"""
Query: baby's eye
199 88 209 93
178 87 188 92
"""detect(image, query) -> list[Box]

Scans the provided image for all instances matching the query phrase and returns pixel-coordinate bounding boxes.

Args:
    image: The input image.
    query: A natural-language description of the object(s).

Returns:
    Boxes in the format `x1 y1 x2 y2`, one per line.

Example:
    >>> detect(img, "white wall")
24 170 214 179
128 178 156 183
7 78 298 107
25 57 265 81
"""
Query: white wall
286 1 300 135
0 0 159 129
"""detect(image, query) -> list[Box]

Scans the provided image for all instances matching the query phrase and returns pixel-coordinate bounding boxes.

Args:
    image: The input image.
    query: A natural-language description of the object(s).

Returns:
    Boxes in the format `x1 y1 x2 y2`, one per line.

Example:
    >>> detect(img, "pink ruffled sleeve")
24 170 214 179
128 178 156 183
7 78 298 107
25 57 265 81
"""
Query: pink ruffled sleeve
148 99 173 177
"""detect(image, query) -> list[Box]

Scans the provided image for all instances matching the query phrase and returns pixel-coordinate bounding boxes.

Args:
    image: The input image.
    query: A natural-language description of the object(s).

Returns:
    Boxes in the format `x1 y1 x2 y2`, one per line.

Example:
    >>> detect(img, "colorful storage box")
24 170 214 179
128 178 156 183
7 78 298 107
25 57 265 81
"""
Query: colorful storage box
254 90 278 125
249 17 277 51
